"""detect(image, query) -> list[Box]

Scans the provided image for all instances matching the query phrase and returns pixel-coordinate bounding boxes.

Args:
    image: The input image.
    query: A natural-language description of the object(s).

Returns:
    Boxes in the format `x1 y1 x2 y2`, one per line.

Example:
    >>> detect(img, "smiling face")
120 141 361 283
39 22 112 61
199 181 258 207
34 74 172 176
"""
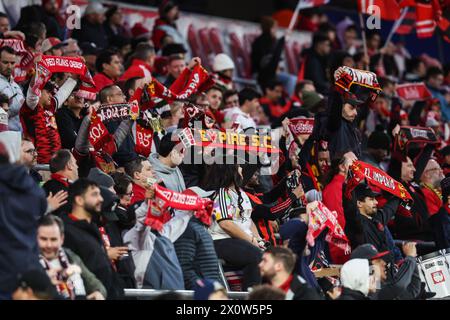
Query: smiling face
38 223 63 260
401 157 416 183
357 196 378 216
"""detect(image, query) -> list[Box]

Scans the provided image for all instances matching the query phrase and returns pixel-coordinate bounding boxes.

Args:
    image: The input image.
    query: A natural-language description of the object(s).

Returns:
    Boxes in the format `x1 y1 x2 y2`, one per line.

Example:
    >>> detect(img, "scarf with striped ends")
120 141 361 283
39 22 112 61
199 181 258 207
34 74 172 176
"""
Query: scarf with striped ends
39 249 86 299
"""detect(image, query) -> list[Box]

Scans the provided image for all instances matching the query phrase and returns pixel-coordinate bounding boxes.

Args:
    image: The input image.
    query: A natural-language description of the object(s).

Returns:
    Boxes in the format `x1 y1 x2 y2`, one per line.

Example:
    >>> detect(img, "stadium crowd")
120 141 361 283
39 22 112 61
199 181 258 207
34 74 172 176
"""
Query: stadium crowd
0 0 450 301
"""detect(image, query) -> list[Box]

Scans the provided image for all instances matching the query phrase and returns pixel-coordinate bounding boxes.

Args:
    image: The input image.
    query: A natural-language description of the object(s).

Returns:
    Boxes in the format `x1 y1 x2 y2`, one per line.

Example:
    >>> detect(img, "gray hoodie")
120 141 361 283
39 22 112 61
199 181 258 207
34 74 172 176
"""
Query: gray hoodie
148 152 186 192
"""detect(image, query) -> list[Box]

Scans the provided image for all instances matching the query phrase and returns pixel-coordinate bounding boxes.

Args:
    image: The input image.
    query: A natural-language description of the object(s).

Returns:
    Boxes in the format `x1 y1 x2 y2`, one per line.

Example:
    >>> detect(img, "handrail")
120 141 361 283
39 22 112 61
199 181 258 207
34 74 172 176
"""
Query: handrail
124 289 249 300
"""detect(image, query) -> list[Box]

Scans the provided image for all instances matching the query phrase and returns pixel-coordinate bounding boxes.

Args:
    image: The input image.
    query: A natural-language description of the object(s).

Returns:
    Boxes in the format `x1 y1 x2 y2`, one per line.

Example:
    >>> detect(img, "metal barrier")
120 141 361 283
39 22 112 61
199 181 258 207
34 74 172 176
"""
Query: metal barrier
124 289 249 300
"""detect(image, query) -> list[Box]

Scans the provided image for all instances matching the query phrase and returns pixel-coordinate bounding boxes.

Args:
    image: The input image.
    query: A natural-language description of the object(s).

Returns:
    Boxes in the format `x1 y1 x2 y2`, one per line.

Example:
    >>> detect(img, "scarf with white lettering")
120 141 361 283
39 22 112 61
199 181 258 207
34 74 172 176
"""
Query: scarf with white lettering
146 184 213 231
345 160 412 201
34 55 97 100
147 64 214 102
334 66 381 104
395 126 439 152
96 102 140 123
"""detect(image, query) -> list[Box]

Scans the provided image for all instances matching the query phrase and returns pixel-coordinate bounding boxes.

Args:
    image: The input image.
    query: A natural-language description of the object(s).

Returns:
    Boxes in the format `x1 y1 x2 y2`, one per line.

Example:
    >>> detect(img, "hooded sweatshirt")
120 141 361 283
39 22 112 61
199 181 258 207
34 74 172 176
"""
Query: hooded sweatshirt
149 152 186 193
340 258 371 298
0 164 47 294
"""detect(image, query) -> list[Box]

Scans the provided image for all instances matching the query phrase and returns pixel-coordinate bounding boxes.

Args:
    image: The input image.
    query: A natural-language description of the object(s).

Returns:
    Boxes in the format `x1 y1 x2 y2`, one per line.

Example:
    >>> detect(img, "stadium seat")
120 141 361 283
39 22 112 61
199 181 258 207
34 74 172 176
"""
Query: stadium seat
209 27 224 54
229 32 252 79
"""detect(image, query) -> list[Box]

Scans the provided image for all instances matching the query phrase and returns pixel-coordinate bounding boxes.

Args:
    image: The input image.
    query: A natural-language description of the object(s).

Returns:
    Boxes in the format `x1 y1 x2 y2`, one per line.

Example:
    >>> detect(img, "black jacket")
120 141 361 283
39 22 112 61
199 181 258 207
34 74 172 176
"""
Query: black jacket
42 178 70 216
56 107 84 150
71 17 109 49
286 274 323 300
339 287 371 300
303 49 330 95
0 165 47 294
374 256 422 300
62 214 124 299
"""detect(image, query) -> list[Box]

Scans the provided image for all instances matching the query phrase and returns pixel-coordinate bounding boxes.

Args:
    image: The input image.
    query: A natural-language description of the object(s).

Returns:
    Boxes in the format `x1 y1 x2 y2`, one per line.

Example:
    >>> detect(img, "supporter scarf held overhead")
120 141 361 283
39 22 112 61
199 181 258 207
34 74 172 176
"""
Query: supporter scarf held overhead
306 201 351 254
346 160 413 201
147 64 214 102
34 55 97 100
395 126 439 152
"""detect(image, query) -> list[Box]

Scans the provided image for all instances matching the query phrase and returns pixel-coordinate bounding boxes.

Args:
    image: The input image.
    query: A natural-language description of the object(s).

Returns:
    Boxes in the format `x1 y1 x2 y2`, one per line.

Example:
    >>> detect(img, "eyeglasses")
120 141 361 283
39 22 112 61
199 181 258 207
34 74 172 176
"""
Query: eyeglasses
24 149 37 154
426 167 442 173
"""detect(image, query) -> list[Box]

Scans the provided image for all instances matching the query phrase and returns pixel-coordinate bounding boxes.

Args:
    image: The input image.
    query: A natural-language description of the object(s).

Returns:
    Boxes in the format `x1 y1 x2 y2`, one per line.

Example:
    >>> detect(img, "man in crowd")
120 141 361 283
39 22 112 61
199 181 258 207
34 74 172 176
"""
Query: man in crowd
43 149 78 198
62 178 124 299
304 32 331 95
93 50 123 91
20 139 42 183
56 89 86 150
224 87 261 130
0 46 24 132
258 246 322 300
420 159 445 216
164 54 186 87
124 157 157 204
38 214 106 300
148 133 186 193
72 2 109 50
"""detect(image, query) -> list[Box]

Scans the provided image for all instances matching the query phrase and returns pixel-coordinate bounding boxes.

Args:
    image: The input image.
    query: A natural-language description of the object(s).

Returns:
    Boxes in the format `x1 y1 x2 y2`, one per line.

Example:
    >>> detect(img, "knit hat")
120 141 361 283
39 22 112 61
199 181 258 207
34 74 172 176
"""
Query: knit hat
213 53 235 72
161 43 187 57
14 269 61 300
301 90 323 112
367 128 390 150
88 167 115 188
340 258 371 296
41 37 68 53
193 279 226 300
441 176 450 201
131 23 151 39
158 132 179 157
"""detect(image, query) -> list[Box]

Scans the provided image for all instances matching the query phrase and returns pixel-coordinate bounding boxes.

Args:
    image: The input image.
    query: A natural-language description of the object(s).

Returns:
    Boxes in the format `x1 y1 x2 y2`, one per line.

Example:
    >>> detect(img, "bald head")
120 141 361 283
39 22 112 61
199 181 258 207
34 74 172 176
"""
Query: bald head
421 159 444 188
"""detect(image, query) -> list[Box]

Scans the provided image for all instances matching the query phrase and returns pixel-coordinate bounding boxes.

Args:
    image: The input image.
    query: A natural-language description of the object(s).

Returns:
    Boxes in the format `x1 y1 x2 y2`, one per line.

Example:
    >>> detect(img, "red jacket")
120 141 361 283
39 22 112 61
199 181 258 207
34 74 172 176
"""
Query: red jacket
130 183 146 205
93 72 115 91
259 97 292 120
322 174 349 264
421 185 443 216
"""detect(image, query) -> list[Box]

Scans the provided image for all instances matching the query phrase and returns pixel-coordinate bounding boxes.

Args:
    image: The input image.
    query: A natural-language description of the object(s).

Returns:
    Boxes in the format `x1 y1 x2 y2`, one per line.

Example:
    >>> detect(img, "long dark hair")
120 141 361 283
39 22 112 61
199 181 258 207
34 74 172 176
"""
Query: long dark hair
200 161 244 212
323 152 346 187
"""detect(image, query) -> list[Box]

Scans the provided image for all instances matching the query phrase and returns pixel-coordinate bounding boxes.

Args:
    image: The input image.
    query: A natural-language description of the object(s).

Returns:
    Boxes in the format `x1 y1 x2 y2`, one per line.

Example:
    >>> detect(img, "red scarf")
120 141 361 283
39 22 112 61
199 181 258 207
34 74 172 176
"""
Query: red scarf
346 161 413 202
50 173 70 187
148 65 214 102
146 184 213 231
35 55 97 100
88 110 117 173
0 39 36 82
135 122 154 157
278 274 293 293
288 118 315 136
306 201 351 253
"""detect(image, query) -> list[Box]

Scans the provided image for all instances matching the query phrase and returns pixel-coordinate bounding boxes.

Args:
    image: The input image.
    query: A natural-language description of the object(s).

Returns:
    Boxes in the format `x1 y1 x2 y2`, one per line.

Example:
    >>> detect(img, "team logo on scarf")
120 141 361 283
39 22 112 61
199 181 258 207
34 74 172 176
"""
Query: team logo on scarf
288 118 315 136
395 82 432 101
135 121 154 158
145 184 213 231
396 126 439 152
346 160 412 201
306 201 351 254
334 66 381 103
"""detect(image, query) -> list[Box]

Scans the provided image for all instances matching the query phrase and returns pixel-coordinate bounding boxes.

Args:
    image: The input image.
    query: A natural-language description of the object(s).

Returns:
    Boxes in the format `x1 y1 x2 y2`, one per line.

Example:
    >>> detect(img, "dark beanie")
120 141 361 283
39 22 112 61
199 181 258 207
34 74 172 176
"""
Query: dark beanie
367 128 390 150
158 133 178 157
88 168 115 188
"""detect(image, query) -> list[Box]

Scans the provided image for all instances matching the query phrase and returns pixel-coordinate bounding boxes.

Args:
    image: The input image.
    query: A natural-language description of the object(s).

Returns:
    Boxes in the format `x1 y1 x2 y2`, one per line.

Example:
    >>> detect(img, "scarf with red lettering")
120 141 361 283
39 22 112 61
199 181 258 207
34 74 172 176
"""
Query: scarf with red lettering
146 184 213 231
395 126 439 152
346 160 412 201
306 201 351 253
147 65 214 103
34 55 97 100
135 120 154 157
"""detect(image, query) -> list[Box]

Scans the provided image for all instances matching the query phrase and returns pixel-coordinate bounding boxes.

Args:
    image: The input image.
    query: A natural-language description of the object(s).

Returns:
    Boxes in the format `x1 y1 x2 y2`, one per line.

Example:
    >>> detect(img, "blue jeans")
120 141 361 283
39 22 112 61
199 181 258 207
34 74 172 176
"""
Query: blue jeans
277 72 297 96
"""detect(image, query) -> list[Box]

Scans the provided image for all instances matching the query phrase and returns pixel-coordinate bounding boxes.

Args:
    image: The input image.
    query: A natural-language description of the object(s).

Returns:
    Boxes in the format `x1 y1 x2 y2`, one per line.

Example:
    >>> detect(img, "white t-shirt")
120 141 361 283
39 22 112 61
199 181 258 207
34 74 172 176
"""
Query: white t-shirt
224 107 257 130
209 188 253 241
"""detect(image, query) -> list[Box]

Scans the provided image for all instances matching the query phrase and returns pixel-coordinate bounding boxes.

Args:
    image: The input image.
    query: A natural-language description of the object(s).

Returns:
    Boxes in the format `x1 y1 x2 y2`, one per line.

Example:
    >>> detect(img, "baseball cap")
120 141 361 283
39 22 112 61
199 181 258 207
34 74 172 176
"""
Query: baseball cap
350 244 390 260
354 183 380 201
84 2 107 16
41 37 68 53
193 279 226 300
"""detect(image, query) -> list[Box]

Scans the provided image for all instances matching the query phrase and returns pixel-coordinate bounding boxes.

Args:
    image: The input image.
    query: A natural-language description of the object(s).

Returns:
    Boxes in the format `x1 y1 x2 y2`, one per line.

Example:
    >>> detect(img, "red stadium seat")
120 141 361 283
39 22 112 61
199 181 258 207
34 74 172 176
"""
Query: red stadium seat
187 24 208 64
229 32 252 79
198 27 214 69
209 27 224 54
